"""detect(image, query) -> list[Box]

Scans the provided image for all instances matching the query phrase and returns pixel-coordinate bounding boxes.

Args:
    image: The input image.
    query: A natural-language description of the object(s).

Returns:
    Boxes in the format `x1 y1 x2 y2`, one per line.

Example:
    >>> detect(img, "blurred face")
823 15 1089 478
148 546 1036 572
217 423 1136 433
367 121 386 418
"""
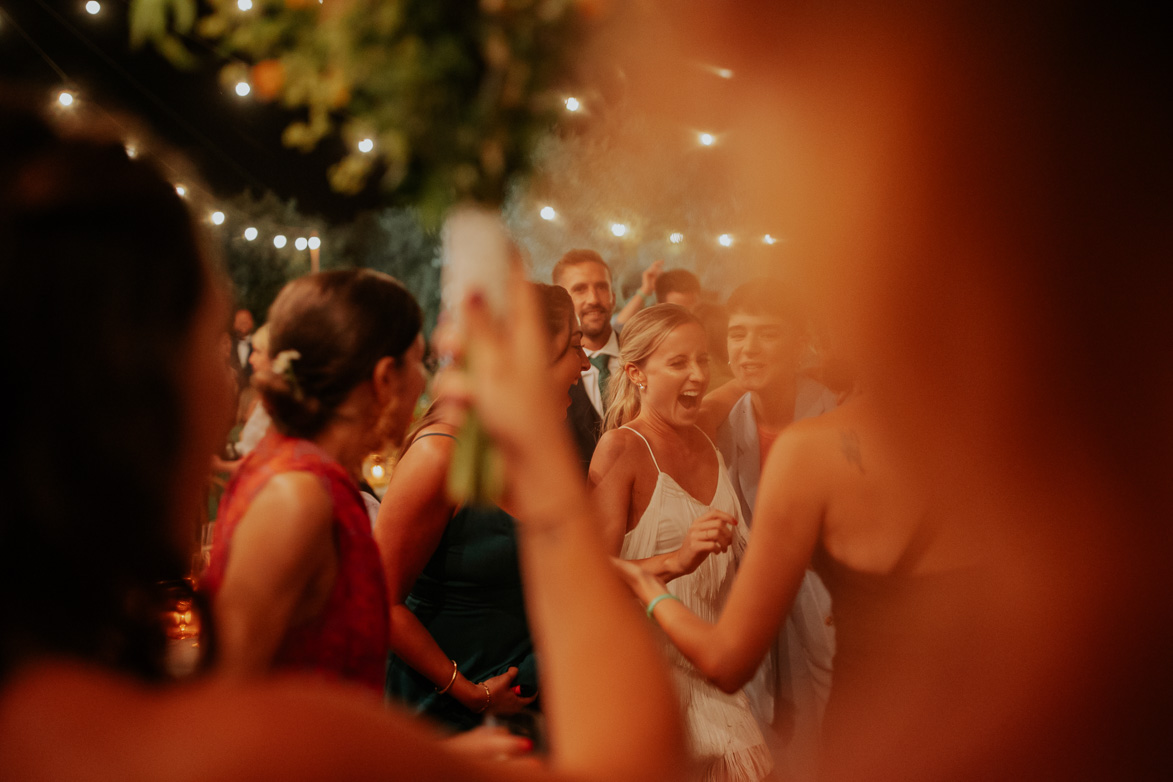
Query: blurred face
233 308 254 338
548 315 589 415
176 282 235 549
248 331 271 375
634 322 710 428
559 261 615 342
726 311 803 393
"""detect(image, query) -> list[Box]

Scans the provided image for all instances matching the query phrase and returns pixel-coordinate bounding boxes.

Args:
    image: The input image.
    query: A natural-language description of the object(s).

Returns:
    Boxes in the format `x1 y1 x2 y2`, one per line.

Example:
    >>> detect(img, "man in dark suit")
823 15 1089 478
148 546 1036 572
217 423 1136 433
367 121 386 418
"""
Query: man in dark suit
552 249 620 472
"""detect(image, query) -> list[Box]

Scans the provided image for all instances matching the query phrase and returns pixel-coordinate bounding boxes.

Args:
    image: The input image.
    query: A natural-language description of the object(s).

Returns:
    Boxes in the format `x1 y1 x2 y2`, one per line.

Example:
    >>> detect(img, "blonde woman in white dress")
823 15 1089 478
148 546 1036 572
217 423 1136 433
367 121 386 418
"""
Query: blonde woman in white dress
590 304 772 782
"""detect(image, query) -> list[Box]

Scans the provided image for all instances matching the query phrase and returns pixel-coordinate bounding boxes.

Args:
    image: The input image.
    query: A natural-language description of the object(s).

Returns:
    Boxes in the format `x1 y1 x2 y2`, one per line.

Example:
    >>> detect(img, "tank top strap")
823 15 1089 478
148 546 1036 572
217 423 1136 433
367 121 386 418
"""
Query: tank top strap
693 425 719 454
619 425 662 473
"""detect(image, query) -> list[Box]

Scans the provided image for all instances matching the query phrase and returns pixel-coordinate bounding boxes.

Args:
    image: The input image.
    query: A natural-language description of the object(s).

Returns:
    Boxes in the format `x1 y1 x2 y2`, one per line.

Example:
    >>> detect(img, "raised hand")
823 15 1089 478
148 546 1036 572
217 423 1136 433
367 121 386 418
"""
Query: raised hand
672 510 737 575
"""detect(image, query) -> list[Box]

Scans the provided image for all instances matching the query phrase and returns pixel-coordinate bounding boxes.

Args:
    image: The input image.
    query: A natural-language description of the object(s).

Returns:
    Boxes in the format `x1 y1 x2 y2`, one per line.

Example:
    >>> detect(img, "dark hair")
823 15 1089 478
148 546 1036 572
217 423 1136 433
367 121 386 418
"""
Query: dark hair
654 268 701 301
551 248 611 287
534 282 575 346
725 277 806 332
0 96 209 681
256 269 423 439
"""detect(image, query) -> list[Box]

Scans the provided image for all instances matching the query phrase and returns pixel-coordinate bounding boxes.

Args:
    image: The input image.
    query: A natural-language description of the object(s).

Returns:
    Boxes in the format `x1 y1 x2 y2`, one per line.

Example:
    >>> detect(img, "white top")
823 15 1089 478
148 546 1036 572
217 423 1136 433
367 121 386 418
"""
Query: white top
619 426 772 782
581 329 622 417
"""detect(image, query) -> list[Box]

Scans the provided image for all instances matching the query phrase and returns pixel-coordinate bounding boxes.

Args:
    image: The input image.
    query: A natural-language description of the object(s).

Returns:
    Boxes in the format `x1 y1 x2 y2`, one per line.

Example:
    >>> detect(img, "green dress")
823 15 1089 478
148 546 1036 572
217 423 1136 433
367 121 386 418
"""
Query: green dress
385 495 538 731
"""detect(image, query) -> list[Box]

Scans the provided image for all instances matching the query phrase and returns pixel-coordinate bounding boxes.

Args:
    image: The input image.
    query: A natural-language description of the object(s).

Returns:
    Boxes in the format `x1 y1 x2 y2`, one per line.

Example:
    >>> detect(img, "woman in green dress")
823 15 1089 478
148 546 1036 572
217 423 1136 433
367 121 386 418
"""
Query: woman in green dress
376 284 589 731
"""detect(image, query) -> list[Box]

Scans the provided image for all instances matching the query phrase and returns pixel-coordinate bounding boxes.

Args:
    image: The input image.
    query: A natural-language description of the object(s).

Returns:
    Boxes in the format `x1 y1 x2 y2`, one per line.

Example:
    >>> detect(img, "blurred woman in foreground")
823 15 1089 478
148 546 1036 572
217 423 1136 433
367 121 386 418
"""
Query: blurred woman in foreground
378 284 588 732
0 98 685 782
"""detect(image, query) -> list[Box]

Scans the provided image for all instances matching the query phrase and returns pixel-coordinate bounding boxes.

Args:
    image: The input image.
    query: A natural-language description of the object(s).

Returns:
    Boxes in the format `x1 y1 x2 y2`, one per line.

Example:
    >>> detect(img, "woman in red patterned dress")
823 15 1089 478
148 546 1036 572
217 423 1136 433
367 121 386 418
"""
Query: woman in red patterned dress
203 270 427 693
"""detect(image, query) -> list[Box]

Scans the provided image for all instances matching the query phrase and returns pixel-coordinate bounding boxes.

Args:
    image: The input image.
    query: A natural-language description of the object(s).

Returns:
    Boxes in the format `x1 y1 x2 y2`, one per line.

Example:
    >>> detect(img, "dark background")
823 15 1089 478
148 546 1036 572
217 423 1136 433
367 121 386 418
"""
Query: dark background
0 0 383 222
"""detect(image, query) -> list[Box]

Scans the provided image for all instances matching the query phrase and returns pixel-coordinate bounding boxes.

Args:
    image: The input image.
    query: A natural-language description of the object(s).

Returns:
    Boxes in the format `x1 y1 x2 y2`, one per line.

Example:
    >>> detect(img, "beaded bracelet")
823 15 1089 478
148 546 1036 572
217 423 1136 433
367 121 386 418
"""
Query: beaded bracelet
435 659 459 694
645 593 681 621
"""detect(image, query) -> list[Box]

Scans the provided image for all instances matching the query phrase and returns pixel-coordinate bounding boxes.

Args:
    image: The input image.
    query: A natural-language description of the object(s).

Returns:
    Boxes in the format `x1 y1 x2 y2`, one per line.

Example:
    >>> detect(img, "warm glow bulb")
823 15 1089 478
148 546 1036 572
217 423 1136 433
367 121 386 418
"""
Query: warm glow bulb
716 67 734 79
57 91 74 107
85 1 101 15
211 211 226 225
371 463 385 480
669 232 684 244
124 144 137 159
273 235 287 249
611 223 627 238
308 236 321 250
244 227 259 241
294 237 308 251
565 97 581 112
237 0 253 10
540 206 556 221
174 185 187 197
235 81 251 97
358 138 374 153
718 234 734 247
699 132 715 146
763 234 778 245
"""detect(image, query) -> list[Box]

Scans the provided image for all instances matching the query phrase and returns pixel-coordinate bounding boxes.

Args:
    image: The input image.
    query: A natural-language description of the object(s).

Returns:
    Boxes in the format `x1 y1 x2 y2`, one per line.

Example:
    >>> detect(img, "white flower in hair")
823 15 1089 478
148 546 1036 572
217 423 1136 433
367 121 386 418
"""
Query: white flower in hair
271 349 304 400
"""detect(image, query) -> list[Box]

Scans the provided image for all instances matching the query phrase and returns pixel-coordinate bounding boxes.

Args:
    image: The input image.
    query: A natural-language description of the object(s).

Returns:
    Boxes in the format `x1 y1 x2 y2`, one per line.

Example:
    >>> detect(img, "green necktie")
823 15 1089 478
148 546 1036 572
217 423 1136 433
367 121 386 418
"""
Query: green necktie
589 353 611 404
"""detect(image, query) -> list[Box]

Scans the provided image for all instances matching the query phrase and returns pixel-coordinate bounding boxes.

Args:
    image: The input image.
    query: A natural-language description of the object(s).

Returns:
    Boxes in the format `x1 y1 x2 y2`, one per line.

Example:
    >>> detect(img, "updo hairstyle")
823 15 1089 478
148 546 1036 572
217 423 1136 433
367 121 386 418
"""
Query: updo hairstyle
602 304 703 431
256 269 422 439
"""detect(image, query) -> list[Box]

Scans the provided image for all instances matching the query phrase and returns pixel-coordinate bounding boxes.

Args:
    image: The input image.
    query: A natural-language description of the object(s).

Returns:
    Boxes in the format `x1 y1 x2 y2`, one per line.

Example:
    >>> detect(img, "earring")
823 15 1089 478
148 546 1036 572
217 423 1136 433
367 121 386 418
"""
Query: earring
638 383 646 391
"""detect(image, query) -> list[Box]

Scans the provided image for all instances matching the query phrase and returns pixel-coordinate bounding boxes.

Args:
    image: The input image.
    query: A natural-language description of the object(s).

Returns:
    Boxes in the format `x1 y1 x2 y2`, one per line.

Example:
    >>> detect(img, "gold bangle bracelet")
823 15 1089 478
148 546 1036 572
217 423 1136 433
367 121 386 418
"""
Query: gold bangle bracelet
435 659 459 695
476 682 492 713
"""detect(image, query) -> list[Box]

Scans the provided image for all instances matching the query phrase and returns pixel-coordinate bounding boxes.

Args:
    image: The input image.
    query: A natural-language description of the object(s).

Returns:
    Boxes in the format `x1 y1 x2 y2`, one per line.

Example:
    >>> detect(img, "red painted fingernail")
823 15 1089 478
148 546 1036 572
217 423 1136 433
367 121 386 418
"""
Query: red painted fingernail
512 685 522 695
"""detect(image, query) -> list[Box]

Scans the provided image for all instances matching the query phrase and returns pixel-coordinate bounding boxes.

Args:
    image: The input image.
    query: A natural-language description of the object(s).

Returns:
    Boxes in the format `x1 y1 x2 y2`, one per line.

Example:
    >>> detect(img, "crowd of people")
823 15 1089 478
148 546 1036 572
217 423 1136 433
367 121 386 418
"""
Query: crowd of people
2 2 1169 780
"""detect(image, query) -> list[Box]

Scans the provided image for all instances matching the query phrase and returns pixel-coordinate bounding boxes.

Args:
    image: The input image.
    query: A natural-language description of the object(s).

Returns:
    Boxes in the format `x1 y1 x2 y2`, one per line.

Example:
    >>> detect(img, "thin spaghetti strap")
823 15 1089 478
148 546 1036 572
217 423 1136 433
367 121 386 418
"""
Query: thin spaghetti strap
693 425 719 454
619 425 662 473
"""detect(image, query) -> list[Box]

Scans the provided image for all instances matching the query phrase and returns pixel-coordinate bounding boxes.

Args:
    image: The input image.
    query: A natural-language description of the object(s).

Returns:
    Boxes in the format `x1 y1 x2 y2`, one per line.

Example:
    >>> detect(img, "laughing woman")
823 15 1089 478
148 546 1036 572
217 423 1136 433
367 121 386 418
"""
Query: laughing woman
589 304 772 782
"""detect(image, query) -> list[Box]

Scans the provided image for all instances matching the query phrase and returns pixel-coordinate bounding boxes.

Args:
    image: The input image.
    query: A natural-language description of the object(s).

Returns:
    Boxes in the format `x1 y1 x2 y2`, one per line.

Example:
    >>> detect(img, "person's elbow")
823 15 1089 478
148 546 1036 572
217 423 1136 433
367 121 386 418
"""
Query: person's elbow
694 641 756 694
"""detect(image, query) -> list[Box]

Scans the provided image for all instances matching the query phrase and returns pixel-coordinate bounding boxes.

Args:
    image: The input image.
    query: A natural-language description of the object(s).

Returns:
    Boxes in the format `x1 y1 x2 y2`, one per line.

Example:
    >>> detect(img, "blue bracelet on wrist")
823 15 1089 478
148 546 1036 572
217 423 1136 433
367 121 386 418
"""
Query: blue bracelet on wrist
645 592 680 621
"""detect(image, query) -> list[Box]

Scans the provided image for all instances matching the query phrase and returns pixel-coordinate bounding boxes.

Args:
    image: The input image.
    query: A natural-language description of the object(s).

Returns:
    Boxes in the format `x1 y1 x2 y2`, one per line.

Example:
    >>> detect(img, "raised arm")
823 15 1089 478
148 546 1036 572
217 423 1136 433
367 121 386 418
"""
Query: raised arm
617 424 826 693
613 259 663 329
212 472 335 677
696 377 746 438
373 426 532 715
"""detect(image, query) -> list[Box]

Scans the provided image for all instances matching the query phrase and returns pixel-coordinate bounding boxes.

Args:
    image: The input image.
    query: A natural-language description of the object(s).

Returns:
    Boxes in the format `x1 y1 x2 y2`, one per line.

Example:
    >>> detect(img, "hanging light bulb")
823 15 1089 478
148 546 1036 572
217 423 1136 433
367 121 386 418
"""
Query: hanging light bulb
85 1 101 15
57 91 75 107
763 234 778 245
357 138 374 153
611 222 628 238
235 81 251 97
294 237 308 251
273 235 287 249
211 211 226 225
174 184 187 197
308 236 321 250
237 0 253 10
699 132 715 146
540 206 556 221
718 234 734 247
669 232 684 244
565 97 581 112
244 227 259 241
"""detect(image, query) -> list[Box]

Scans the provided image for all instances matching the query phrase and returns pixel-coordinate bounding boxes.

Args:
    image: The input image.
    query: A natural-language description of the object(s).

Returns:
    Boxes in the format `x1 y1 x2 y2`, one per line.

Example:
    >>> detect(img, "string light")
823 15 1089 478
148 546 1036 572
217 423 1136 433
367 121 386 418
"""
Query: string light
85 2 101 15
273 234 287 248
175 184 187 197
357 138 374 153
244 227 258 241
540 206 556 221
308 236 321 250
294 237 308 251
237 0 253 10
124 144 138 159
234 81 251 97
698 132 715 146
211 210 226 225
763 234 778 245
57 90 75 107
610 222 628 238
564 97 581 112
718 234 734 247
669 232 684 244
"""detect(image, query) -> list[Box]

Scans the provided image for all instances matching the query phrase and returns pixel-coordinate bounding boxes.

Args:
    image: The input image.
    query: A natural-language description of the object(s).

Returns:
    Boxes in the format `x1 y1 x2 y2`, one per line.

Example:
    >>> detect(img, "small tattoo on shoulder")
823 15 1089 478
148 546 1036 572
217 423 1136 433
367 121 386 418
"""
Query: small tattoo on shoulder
840 430 865 474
